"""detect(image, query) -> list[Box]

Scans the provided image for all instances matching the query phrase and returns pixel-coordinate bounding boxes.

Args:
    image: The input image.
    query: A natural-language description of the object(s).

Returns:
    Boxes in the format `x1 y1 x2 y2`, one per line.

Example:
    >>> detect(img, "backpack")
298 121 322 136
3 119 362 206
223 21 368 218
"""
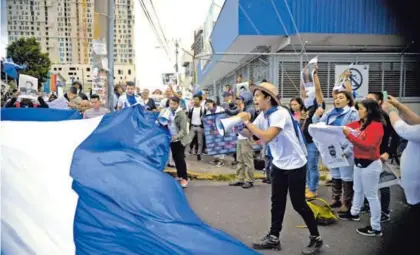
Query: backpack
306 198 337 226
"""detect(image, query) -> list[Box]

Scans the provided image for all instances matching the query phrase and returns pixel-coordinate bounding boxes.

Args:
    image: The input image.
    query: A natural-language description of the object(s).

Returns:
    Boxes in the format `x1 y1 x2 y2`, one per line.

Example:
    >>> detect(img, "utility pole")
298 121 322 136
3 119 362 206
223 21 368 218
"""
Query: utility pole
174 39 180 89
175 39 179 73
107 0 115 110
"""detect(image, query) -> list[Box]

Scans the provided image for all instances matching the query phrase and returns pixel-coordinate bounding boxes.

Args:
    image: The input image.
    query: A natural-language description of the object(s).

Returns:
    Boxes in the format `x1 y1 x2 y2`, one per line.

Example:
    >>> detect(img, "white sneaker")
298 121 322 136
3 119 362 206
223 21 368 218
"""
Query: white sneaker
180 179 188 188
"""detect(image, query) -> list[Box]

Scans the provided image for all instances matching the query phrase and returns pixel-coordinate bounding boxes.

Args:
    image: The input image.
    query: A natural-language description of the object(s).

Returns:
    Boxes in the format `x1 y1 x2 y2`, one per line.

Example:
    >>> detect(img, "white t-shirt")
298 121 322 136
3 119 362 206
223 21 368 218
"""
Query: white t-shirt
117 94 144 109
191 106 202 126
394 120 420 205
253 107 307 170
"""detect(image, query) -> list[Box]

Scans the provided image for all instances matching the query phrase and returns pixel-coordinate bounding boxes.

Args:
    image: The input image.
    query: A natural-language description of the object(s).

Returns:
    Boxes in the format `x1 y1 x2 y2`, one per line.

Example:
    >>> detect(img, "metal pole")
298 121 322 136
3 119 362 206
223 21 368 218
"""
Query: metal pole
107 0 115 111
399 54 404 98
195 52 420 58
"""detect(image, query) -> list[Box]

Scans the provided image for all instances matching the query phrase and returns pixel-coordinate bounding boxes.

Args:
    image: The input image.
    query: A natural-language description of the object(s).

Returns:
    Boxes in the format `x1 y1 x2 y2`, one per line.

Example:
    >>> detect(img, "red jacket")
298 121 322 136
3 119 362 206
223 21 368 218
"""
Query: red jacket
346 121 384 160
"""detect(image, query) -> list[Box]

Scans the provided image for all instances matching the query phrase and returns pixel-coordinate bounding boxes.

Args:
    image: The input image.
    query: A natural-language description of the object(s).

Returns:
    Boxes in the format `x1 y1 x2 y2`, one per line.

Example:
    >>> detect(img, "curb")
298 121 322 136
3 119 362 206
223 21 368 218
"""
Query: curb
164 169 266 181
164 169 329 181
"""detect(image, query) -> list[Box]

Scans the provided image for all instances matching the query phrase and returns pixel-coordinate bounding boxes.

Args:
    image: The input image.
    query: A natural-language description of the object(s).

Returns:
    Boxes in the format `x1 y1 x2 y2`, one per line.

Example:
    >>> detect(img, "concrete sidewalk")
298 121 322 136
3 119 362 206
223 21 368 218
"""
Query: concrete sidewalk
164 154 265 181
164 154 329 181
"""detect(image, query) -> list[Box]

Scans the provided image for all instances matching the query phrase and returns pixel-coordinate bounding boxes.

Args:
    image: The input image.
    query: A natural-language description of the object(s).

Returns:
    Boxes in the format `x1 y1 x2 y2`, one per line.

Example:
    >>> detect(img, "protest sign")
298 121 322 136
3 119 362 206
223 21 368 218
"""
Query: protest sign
333 64 353 92
301 57 318 108
203 112 262 156
335 64 369 99
235 82 250 96
18 74 38 98
309 123 351 169
1 82 10 96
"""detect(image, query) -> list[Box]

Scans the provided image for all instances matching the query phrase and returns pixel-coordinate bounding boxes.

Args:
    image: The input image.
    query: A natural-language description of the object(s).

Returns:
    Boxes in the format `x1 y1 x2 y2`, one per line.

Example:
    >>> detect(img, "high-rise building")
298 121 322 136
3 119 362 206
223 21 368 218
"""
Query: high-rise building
5 0 135 88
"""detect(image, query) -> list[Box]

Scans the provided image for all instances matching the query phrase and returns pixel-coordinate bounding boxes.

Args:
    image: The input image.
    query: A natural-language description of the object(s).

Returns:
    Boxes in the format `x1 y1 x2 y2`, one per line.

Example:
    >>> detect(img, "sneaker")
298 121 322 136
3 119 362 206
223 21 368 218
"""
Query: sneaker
262 178 271 184
252 234 281 250
305 190 318 200
229 181 244 186
210 159 219 165
216 161 224 167
325 179 333 186
338 211 360 221
380 212 390 223
167 164 175 168
179 179 188 188
301 235 323 255
242 182 253 189
231 161 238 166
197 155 201 161
356 225 383 237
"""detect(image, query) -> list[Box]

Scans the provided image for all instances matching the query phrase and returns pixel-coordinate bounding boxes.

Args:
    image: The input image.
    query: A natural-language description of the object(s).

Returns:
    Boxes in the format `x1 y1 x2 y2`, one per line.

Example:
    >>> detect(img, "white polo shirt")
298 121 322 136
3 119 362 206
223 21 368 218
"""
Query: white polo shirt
253 107 307 170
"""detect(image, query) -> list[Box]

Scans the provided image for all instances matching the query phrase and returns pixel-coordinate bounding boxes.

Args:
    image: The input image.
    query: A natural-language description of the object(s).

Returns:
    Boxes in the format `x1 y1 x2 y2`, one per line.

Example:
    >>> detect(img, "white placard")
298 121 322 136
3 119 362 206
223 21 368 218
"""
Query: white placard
335 65 369 99
309 123 351 169
92 40 107 55
301 57 318 108
18 74 38 97
1 82 10 96
47 96 69 109
235 82 250 96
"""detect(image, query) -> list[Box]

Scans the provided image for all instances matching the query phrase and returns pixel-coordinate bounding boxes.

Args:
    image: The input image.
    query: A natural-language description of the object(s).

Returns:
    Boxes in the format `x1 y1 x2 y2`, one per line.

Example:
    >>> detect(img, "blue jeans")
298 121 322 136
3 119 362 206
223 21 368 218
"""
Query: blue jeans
306 142 320 192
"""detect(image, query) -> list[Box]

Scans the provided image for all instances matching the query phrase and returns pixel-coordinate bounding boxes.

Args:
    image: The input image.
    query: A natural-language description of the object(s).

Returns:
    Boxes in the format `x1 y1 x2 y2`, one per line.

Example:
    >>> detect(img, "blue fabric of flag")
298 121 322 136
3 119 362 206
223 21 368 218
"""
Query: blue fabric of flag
69 106 259 255
1 108 83 121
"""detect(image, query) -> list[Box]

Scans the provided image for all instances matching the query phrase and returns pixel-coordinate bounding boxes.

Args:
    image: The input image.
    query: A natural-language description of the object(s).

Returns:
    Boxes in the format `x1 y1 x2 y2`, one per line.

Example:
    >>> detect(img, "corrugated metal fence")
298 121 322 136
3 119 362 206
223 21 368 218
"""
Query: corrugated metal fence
212 53 420 100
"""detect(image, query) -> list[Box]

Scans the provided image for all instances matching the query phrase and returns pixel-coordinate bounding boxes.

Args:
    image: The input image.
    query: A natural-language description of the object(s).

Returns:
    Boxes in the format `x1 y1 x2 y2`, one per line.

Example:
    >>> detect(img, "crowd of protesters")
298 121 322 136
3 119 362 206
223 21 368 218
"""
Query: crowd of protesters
2 69 419 254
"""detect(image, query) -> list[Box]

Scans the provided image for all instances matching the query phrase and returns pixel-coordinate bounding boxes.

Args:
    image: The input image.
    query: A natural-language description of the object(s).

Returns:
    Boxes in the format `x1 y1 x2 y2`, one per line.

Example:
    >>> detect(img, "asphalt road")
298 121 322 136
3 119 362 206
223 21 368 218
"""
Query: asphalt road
185 181 408 255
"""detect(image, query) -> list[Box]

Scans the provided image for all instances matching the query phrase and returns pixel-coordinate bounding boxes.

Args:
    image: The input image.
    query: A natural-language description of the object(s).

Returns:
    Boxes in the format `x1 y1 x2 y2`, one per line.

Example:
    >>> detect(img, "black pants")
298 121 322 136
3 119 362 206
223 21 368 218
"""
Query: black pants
170 141 188 180
270 164 319 237
363 187 390 213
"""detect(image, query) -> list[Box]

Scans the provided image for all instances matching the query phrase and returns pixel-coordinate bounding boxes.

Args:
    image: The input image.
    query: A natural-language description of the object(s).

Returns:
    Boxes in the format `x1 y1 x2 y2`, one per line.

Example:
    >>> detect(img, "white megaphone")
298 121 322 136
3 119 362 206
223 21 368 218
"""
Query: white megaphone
216 116 243 136
157 108 171 125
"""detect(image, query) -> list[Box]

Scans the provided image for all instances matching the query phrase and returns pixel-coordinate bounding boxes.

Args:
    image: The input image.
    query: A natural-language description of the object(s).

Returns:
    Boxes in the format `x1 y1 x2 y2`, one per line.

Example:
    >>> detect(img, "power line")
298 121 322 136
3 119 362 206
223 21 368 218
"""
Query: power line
149 0 169 50
137 0 170 58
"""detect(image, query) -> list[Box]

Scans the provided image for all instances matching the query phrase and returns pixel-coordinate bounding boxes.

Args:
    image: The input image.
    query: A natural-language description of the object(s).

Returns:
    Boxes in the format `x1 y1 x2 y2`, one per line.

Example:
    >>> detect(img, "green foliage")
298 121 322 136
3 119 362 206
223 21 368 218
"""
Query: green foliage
6 37 51 86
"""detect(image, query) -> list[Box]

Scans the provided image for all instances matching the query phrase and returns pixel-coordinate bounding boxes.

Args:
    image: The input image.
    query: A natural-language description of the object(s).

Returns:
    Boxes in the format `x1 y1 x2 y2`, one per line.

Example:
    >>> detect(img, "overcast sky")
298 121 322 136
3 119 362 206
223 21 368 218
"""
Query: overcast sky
0 0 220 90
135 0 217 90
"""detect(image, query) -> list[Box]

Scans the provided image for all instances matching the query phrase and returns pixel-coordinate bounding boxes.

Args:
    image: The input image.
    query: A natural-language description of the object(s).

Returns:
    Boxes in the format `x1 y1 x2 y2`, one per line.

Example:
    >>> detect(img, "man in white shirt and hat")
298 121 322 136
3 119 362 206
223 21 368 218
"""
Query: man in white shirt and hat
237 82 323 255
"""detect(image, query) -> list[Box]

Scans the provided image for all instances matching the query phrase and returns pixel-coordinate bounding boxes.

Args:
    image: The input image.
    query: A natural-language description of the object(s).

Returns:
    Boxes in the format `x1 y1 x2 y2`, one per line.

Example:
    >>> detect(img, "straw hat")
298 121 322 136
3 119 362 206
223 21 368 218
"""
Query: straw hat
251 82 281 105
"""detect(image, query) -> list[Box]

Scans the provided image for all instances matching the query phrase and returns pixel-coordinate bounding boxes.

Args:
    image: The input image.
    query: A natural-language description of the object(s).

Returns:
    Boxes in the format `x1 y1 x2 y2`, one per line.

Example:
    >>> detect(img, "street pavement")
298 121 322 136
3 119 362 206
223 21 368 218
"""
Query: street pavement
184 181 408 255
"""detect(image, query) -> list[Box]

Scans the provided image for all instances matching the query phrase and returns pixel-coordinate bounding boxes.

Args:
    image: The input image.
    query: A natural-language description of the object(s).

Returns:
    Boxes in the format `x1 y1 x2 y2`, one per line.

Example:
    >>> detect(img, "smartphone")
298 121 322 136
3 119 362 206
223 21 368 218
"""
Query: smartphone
382 91 388 100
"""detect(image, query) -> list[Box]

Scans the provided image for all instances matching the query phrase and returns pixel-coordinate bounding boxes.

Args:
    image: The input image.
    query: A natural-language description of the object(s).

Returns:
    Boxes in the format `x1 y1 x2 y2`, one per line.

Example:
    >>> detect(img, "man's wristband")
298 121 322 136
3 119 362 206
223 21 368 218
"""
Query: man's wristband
244 120 250 125
387 108 399 115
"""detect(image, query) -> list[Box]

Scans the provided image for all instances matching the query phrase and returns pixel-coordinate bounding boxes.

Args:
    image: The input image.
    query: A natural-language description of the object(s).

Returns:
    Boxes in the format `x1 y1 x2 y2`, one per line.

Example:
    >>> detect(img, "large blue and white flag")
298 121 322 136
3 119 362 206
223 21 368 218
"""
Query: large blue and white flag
1 106 258 255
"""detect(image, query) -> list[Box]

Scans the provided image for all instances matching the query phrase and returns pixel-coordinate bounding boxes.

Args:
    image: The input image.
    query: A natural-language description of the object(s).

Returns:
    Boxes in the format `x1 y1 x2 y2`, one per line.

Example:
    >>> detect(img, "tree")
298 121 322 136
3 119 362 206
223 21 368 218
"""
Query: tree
6 37 51 88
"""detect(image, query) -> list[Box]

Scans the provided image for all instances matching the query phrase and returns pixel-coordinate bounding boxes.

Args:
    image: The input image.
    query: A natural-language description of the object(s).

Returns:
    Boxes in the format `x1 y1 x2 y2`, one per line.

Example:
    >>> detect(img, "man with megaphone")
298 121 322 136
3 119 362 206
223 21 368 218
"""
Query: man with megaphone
236 82 323 255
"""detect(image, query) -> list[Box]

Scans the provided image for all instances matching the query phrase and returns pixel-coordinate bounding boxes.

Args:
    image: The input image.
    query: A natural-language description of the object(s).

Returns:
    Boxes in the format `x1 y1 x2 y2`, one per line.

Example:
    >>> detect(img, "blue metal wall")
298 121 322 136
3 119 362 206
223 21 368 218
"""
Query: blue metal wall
238 0 399 35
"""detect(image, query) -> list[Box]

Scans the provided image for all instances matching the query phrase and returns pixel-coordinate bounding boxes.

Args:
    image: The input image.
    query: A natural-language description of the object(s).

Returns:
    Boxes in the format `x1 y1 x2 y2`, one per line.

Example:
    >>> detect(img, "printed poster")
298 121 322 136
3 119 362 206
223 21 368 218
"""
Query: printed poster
1 82 10 96
301 56 318 108
235 81 250 97
18 74 38 99
335 64 369 99
203 112 262 156
308 123 350 169
333 64 353 92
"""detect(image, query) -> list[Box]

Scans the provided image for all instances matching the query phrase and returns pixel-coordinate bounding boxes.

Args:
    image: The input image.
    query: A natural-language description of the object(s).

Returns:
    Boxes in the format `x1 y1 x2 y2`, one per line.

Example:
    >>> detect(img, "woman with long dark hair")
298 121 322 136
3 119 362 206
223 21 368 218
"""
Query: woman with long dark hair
289 97 306 126
339 99 385 237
